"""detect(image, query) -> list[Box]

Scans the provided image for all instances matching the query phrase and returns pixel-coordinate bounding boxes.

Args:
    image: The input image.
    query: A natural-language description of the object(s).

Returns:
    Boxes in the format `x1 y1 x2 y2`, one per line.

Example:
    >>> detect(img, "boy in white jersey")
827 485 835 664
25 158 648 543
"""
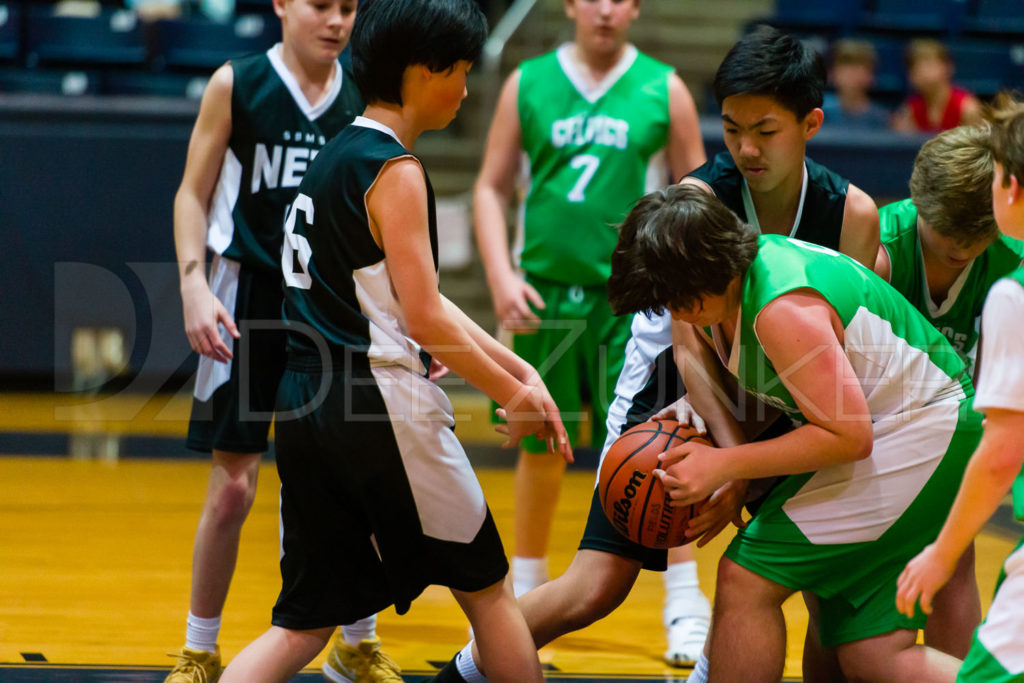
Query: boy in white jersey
897 94 1024 683
169 0 398 681
473 0 705 621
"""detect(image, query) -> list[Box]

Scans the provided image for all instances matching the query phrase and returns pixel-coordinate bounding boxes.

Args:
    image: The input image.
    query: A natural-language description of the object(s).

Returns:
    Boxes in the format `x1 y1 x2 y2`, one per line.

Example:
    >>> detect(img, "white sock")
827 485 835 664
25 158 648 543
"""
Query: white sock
456 641 487 683
686 652 710 683
341 614 377 647
511 556 548 598
663 561 710 626
184 612 220 653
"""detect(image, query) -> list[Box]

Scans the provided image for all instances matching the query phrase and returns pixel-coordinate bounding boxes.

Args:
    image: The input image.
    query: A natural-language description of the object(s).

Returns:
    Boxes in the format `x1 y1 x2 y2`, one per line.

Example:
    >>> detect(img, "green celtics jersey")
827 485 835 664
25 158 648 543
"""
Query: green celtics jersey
732 235 972 420
880 198 1024 374
517 44 673 286
723 236 980 604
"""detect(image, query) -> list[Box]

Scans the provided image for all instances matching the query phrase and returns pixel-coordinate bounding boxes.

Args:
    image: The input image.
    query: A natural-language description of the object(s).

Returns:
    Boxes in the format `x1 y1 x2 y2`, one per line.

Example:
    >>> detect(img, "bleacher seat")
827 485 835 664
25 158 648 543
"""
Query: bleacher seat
765 0 863 36
102 69 207 98
0 3 21 63
949 41 1024 98
152 13 280 72
233 0 275 16
25 7 148 68
963 0 1024 37
863 37 907 100
0 66 101 95
861 0 959 34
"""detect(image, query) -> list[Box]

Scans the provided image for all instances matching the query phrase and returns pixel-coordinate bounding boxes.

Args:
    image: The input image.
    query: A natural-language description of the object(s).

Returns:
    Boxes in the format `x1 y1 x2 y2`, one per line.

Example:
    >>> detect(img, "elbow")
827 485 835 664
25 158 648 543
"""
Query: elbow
844 422 874 462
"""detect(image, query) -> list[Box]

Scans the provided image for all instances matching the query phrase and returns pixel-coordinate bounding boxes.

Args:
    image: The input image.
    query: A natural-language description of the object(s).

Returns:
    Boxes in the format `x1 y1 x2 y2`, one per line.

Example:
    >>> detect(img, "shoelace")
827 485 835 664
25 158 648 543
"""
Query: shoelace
367 648 402 678
166 653 212 683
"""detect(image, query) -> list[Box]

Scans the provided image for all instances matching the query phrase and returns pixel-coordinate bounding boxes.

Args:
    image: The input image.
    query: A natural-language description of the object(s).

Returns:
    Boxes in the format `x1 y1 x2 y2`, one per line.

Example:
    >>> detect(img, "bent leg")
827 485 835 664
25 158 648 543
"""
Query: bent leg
708 556 793 683
453 579 543 683
190 450 262 617
219 625 334 683
518 548 642 648
837 629 960 683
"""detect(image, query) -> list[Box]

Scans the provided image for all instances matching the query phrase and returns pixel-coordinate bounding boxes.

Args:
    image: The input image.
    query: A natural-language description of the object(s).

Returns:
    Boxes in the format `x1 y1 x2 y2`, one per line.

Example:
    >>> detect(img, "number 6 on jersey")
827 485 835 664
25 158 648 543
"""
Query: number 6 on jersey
282 193 314 289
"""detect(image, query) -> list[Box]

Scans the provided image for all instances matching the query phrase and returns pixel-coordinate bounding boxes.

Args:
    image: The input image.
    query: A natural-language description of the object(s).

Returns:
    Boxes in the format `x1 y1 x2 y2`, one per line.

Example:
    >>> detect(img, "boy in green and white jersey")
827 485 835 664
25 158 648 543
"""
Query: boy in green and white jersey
877 124 1024 377
874 123 1024 658
897 95 1024 683
608 184 980 682
473 0 705 607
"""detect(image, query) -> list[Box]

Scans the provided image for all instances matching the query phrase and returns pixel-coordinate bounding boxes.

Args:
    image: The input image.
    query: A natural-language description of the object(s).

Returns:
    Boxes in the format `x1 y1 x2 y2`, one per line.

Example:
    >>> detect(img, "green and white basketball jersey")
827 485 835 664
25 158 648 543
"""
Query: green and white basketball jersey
880 198 1024 374
517 44 673 286
725 235 979 552
731 235 972 423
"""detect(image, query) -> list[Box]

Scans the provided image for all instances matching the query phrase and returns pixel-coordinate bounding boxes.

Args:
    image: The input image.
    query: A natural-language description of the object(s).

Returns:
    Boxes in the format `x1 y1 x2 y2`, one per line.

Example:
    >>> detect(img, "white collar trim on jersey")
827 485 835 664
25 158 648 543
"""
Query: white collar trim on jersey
741 163 809 238
556 42 638 104
267 44 343 120
351 116 404 147
916 228 977 317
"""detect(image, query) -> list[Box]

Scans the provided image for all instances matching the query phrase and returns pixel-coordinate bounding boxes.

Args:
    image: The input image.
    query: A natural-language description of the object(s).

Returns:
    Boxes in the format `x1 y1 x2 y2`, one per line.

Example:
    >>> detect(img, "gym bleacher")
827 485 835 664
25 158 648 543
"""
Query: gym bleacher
758 0 1024 110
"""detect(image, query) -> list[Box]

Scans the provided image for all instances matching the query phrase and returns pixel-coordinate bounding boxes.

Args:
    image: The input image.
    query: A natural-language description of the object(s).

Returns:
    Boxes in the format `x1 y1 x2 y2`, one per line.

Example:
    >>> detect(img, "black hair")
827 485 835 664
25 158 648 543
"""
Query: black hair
351 0 488 106
712 25 826 119
608 185 759 317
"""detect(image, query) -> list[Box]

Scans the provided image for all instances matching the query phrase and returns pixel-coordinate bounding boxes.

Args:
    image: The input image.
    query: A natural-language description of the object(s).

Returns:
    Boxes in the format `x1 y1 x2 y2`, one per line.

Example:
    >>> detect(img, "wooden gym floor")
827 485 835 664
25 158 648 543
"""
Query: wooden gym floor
0 391 1019 682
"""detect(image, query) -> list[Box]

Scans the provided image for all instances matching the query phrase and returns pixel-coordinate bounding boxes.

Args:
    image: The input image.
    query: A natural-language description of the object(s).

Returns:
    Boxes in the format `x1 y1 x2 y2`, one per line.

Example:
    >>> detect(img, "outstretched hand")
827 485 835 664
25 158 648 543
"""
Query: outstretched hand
494 381 573 463
895 544 957 618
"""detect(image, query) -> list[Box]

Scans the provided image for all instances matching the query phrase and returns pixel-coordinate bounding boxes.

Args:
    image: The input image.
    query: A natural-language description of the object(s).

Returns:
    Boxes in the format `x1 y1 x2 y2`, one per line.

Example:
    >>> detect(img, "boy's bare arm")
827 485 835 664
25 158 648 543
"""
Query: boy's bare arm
473 70 543 333
666 73 706 182
839 183 881 269
173 64 238 361
659 292 873 504
897 409 1024 617
371 157 566 451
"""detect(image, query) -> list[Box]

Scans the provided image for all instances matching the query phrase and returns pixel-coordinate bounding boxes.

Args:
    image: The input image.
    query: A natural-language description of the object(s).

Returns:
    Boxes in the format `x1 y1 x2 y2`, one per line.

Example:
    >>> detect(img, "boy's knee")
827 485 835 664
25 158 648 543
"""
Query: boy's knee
209 475 256 526
556 567 635 631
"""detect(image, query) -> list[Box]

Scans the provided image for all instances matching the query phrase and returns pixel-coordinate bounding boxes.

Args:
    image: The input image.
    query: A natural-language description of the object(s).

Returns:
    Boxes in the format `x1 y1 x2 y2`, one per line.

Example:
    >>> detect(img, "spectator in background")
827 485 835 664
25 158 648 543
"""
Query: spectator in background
822 39 889 129
892 38 983 134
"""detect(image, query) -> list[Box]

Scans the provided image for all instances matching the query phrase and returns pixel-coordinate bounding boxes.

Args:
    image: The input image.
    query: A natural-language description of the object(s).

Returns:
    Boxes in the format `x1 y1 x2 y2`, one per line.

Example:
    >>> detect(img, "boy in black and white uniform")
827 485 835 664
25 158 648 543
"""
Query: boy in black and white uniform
217 1 571 682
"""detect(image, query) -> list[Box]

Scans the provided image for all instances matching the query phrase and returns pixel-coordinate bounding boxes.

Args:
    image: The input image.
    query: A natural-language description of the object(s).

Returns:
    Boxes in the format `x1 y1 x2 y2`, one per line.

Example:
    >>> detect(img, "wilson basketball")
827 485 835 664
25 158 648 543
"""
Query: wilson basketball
598 419 712 549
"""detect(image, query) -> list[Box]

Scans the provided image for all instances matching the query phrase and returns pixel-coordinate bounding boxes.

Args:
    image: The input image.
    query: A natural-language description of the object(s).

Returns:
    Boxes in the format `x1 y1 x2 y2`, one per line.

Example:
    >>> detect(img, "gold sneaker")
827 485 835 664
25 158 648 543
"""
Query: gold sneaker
323 635 402 682
165 646 222 683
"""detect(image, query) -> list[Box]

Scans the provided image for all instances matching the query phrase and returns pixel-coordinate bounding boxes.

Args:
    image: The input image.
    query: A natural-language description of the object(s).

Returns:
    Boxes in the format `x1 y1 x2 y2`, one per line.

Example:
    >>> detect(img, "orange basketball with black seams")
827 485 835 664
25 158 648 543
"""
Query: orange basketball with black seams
598 419 712 549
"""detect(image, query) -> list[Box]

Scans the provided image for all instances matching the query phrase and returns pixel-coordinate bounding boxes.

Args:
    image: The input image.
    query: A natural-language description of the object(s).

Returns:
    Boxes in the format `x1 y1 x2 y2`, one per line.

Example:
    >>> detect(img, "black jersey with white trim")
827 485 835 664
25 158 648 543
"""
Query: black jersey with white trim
688 151 849 250
281 118 439 374
207 46 363 273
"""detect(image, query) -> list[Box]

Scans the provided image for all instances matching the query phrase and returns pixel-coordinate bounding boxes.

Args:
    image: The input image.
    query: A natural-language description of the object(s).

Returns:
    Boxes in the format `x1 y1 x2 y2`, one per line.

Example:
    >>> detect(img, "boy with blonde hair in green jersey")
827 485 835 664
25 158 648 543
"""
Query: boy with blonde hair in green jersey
897 94 1024 683
875 123 1024 659
473 0 706 653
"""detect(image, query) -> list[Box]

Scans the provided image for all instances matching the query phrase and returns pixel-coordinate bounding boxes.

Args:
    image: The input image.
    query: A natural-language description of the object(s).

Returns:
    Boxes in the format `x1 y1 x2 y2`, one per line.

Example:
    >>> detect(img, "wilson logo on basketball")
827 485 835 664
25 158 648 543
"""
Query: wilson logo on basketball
611 469 647 535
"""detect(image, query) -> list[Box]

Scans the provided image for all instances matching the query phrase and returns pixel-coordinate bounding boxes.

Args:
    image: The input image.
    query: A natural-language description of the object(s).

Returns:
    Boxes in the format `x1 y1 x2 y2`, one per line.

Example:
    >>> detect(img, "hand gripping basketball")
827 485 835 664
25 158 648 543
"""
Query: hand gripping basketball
597 419 713 548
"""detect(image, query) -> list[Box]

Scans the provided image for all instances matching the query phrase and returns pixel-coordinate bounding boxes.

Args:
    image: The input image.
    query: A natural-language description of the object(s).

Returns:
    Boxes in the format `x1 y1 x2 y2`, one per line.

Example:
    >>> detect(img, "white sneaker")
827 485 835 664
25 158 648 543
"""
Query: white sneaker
664 615 709 667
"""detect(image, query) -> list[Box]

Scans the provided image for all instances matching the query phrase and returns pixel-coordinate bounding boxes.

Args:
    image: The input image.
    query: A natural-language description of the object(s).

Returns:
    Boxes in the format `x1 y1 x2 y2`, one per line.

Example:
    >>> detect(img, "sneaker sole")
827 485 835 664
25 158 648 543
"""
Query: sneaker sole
322 661 356 683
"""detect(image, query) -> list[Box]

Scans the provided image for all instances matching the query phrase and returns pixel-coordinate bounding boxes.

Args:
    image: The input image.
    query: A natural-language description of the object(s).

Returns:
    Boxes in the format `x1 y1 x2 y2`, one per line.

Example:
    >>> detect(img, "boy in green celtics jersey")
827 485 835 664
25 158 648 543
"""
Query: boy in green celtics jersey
875 123 1024 659
897 93 1024 683
608 184 980 682
473 0 705 603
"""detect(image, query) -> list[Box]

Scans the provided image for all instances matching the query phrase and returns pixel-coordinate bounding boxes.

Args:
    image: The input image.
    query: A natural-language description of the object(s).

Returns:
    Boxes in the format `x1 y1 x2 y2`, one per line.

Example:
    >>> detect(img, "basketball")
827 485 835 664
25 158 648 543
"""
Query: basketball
598 419 712 549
